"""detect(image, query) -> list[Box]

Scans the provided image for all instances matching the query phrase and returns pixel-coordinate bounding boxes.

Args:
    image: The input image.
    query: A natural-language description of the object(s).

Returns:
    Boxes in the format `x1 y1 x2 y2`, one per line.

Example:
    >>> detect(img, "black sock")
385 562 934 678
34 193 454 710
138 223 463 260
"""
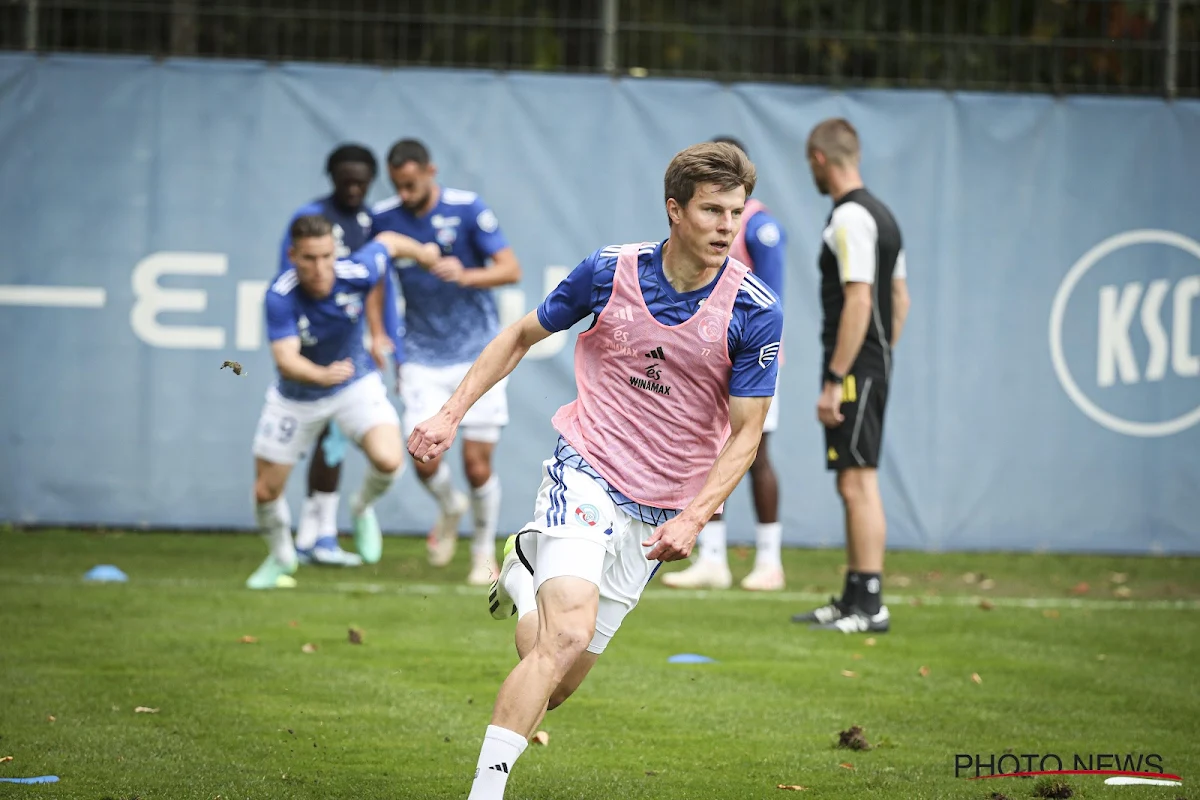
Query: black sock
841 571 858 608
858 572 883 615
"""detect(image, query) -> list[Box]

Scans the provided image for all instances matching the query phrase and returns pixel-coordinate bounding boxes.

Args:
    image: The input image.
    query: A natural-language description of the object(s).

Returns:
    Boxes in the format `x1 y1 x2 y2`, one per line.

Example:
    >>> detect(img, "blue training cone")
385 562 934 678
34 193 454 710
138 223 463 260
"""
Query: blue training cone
667 653 717 664
0 777 60 784
83 565 128 582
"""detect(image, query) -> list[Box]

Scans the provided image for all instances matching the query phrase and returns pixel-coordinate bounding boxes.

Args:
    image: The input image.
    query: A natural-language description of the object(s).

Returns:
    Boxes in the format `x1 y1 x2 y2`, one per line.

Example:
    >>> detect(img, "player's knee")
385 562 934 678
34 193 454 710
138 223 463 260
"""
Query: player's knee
539 623 594 674
254 476 284 504
836 469 873 505
370 450 403 476
463 456 492 488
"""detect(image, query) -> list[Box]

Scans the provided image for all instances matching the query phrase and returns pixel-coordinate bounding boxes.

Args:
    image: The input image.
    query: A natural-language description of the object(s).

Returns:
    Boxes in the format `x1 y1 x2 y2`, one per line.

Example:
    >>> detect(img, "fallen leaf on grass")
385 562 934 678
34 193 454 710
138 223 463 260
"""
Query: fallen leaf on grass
851 653 863 660
531 731 549 746
865 638 877 647
1069 582 1090 596
962 572 980 584
1043 609 1060 619
971 673 983 685
1109 572 1128 585
979 578 996 591
0 756 12 763
839 762 855 770
979 599 995 611
348 628 364 645
1113 586 1132 599
301 643 317 654
840 670 858 678
288 620 299 628
918 666 930 678
645 770 658 776
239 636 258 644
777 785 807 791
134 707 159 714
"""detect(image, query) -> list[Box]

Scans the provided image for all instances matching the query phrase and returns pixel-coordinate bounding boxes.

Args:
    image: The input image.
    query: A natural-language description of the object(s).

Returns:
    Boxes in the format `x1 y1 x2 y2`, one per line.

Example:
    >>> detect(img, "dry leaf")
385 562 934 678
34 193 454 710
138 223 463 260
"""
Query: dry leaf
979 578 996 591
220 360 245 376
288 620 299 628
1113 586 1132 599
531 731 549 746
777 785 808 791
892 575 912 587
0 756 12 763
1043 609 1060 619
840 670 858 678
1069 581 1090 595
47 715 56 722
645 770 658 776
851 653 863 660
348 628 364 645
918 665 930 677
962 572 979 584
971 673 983 685
239 635 258 644
839 762 855 770
865 638 877 647
134 706 160 714
1109 572 1128 584
909 596 923 607
979 599 995 611
301 643 317 654
837 725 871 751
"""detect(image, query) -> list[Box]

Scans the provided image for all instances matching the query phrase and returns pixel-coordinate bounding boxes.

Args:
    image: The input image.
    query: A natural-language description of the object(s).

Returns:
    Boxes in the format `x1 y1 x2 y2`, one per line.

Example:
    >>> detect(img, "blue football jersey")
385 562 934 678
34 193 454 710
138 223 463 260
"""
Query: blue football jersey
371 187 510 366
742 210 787 301
537 241 784 397
277 195 373 274
266 241 389 402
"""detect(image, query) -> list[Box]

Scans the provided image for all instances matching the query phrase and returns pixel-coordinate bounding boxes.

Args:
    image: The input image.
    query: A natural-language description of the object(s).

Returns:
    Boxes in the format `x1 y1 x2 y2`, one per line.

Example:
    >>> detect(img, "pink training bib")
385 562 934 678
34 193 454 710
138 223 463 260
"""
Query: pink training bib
552 242 749 510
728 198 767 269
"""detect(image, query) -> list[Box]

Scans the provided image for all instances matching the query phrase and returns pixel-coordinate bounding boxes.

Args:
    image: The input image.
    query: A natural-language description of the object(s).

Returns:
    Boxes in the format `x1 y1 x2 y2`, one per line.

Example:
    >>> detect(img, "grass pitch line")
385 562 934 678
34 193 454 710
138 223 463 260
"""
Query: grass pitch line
7 572 1199 611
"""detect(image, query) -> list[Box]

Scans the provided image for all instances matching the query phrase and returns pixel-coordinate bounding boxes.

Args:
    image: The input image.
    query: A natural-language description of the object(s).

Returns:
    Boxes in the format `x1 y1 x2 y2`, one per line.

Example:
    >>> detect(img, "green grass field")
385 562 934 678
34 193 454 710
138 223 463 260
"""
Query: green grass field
1 529 1197 799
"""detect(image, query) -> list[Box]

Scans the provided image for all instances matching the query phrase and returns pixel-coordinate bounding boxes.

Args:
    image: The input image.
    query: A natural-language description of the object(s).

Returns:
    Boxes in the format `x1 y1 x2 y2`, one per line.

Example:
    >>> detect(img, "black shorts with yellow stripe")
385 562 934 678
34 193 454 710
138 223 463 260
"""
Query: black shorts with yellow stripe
824 373 889 471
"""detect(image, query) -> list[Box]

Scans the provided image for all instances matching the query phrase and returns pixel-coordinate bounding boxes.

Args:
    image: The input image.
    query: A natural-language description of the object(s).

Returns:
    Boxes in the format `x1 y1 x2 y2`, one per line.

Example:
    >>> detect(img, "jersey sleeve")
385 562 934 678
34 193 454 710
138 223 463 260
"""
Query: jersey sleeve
469 197 510 258
341 241 390 289
825 202 879 284
744 212 786 299
536 250 600 332
729 301 784 397
265 290 298 342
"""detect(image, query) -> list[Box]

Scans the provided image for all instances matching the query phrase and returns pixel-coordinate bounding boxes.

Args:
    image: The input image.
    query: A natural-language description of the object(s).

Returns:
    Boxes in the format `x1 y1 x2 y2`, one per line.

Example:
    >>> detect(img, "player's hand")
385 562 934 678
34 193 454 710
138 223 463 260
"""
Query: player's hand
430 256 465 283
817 381 844 428
408 408 459 464
369 336 393 371
416 242 442 269
642 515 702 562
321 359 355 387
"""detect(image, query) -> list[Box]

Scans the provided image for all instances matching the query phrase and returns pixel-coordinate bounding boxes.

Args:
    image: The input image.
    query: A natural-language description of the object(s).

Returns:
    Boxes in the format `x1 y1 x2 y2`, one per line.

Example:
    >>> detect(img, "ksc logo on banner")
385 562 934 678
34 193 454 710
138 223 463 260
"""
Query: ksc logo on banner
1050 229 1200 438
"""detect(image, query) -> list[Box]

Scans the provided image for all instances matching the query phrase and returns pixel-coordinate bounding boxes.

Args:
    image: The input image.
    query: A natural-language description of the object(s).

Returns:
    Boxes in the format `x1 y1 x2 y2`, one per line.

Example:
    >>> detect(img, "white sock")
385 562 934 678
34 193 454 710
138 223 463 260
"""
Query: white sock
256 499 294 566
315 491 339 538
295 496 321 551
352 465 397 517
470 475 501 558
754 522 783 571
699 520 728 565
467 724 528 800
421 462 461 514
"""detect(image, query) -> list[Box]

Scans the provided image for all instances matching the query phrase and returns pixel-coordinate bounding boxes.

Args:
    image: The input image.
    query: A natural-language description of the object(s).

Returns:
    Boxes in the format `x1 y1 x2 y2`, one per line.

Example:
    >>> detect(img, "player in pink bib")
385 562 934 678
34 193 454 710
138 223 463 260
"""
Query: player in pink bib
408 142 783 800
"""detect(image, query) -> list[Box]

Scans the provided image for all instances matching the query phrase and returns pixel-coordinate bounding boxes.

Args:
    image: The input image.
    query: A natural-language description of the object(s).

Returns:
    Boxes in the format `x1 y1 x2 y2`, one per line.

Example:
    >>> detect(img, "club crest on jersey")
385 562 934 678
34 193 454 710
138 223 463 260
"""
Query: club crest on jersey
331 223 350 258
573 504 600 527
335 292 363 321
297 315 318 346
697 314 724 343
431 214 461 252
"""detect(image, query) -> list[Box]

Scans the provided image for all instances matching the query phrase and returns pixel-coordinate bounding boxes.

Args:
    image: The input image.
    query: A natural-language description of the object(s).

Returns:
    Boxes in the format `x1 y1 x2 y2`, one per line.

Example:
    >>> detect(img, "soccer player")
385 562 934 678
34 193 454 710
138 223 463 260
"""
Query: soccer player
369 138 522 586
790 118 910 634
407 142 782 799
662 134 789 592
276 143 400 567
246 215 438 590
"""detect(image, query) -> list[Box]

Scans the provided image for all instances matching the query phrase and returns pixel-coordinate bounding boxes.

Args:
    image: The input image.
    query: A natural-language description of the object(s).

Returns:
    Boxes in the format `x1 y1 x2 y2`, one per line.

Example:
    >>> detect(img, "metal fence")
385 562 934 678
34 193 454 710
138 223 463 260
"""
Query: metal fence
2 0 1196 96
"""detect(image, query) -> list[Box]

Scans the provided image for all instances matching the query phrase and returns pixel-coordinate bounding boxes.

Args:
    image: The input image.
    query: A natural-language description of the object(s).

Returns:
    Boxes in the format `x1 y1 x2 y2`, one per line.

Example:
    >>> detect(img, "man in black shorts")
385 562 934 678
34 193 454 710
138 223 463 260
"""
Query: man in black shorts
791 118 910 634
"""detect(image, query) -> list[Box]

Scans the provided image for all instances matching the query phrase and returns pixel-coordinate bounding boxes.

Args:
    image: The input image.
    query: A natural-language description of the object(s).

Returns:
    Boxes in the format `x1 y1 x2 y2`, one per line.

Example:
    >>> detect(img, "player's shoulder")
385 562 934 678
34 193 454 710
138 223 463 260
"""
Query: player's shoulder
597 241 657 264
735 270 783 316
829 198 879 235
746 209 785 247
371 195 402 216
269 268 300 298
441 187 480 206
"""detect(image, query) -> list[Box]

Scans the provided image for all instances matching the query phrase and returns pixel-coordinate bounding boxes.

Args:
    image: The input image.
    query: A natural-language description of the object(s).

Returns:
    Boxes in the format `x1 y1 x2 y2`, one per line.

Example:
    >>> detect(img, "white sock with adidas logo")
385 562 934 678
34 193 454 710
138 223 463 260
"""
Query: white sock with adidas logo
467 724 527 799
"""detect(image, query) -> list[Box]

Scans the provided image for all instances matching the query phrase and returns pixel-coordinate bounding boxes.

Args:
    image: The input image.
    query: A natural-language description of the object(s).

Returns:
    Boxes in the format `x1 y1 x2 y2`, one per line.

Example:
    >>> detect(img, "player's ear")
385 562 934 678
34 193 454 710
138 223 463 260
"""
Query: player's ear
666 197 681 225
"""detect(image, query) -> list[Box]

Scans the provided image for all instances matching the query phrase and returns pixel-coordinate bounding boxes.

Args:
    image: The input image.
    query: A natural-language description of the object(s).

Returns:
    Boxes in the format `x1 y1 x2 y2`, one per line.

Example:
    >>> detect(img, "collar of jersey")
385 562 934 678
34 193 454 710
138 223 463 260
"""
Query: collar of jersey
652 239 728 304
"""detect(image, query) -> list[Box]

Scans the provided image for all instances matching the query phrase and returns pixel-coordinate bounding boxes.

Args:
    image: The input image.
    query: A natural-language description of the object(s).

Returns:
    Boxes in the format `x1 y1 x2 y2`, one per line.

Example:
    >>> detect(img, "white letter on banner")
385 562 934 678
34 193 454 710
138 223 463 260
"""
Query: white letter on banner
130 252 227 349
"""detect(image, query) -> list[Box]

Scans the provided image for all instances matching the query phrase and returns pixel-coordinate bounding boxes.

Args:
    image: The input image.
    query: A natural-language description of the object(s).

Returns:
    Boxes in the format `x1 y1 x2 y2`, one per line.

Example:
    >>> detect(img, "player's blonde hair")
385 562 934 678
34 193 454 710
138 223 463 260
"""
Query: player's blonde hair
807 118 861 166
664 142 757 219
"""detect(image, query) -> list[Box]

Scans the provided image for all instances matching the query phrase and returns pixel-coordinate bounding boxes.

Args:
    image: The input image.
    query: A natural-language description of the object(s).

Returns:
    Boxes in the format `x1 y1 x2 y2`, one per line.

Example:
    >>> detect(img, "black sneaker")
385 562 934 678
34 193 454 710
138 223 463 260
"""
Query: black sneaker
790 596 849 625
811 605 890 634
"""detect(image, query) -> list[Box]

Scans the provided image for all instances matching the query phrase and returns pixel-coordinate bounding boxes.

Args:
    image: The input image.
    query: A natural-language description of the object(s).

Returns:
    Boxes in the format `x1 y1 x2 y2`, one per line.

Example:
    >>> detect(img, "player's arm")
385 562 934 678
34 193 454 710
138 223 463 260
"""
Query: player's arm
744 215 786 300
456 246 521 289
270 337 353 387
373 230 440 266
891 249 910 347
826 204 877 377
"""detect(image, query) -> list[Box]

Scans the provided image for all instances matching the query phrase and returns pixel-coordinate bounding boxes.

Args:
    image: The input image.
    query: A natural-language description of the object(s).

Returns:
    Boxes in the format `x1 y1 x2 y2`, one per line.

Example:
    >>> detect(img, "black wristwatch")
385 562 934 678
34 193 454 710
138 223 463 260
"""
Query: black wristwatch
824 367 845 385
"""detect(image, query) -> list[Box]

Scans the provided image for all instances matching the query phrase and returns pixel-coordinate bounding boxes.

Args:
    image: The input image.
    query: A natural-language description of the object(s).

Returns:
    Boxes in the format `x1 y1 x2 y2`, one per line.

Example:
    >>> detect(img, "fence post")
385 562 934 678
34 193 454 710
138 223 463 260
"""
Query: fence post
1166 0 1180 99
24 0 38 51
602 0 618 75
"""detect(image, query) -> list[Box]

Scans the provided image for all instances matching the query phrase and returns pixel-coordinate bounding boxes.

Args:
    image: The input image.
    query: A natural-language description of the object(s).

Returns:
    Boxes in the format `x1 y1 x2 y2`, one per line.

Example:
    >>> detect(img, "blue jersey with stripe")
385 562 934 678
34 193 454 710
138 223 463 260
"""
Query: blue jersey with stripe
265 241 389 402
742 210 787 300
371 187 509 366
537 240 784 524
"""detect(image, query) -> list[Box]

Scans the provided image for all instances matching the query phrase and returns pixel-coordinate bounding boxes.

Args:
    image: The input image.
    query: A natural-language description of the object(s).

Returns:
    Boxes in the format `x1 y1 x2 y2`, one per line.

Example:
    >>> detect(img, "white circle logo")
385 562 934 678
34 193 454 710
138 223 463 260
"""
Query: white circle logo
1049 229 1200 438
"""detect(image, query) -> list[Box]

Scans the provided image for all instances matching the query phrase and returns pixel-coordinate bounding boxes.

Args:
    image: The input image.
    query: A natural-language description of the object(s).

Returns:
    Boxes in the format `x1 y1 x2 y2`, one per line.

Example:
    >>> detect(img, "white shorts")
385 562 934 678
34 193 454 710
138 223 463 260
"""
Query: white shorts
762 376 780 434
400 361 508 444
252 371 399 465
514 457 662 654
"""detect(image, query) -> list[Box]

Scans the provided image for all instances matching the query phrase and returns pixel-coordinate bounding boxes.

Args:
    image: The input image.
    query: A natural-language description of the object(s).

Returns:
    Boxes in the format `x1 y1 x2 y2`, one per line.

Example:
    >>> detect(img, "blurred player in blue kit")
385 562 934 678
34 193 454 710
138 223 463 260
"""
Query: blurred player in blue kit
368 139 522 586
